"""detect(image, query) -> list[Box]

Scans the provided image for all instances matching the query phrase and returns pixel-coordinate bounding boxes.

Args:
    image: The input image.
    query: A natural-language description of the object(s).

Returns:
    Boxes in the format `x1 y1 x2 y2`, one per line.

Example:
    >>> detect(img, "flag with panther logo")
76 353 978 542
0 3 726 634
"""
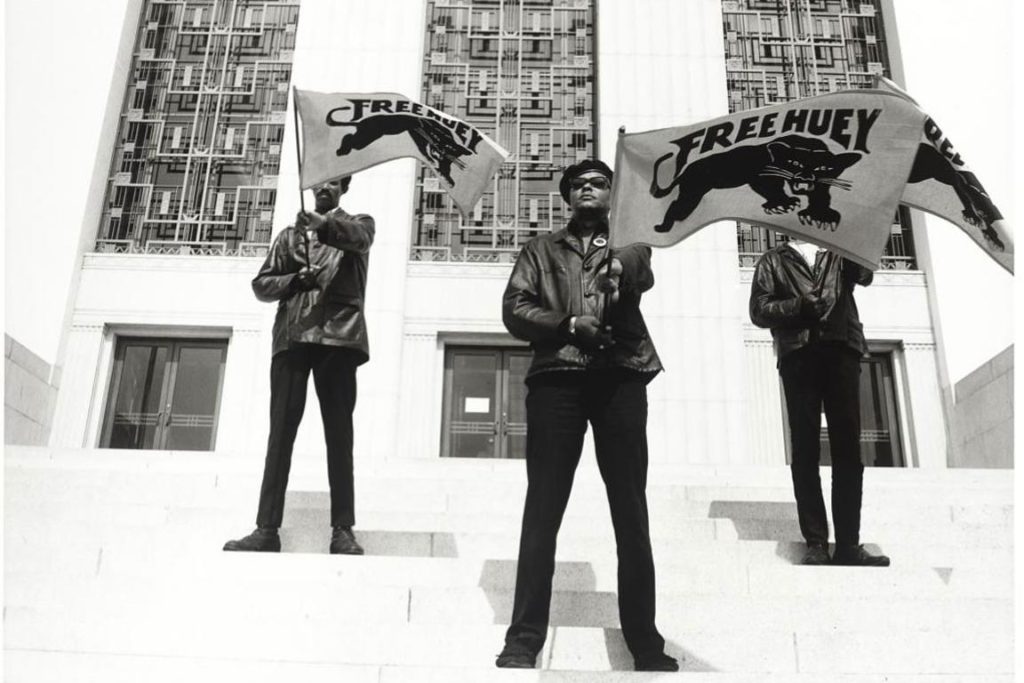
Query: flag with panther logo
295 89 509 216
875 77 1012 274
608 89 927 270
609 83 1013 274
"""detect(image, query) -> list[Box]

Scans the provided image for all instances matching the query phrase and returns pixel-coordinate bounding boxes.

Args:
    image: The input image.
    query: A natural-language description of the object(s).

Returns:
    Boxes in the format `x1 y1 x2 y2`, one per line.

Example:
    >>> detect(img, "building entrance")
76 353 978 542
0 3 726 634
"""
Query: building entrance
440 346 530 459
783 350 905 467
100 337 227 451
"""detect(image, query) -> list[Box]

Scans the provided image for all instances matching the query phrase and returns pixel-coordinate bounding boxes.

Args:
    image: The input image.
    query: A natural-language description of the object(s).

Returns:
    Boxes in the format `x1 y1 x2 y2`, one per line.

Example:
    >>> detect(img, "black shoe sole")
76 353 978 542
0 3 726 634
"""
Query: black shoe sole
635 663 681 672
495 658 535 669
330 547 365 555
635 657 680 672
222 544 281 552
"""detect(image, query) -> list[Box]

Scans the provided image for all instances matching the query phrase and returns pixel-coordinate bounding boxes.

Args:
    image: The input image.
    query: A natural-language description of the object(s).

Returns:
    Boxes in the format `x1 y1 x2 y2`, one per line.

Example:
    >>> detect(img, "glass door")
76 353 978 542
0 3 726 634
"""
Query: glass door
850 352 904 467
441 346 531 458
501 352 531 459
101 337 227 450
782 350 905 467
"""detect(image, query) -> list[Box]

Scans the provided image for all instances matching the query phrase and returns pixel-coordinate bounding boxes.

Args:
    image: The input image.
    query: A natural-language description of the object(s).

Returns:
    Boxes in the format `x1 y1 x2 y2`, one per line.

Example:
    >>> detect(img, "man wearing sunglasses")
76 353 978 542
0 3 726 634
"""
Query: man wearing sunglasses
496 159 677 672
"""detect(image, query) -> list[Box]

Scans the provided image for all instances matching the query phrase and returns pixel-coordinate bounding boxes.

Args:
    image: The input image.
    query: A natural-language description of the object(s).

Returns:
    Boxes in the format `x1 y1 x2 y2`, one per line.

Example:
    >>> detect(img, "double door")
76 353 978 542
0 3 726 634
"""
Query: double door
100 337 227 451
787 350 905 467
441 347 530 459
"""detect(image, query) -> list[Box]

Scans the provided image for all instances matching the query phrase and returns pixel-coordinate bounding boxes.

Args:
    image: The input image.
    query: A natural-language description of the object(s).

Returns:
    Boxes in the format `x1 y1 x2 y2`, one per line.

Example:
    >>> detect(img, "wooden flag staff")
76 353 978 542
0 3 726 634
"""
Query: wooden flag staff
599 126 627 327
292 87 311 267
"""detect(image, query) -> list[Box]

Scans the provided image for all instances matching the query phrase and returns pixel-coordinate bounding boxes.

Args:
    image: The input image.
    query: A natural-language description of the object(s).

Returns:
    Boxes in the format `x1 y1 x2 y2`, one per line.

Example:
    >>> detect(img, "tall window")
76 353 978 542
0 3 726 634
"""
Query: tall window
412 0 597 263
722 0 916 269
96 0 301 257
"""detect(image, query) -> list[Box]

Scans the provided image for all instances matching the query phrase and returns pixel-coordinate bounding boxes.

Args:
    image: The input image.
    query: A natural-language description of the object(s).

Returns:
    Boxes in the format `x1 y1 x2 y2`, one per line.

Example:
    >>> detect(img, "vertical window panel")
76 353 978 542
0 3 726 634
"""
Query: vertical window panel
723 0 916 269
413 0 597 263
96 0 301 256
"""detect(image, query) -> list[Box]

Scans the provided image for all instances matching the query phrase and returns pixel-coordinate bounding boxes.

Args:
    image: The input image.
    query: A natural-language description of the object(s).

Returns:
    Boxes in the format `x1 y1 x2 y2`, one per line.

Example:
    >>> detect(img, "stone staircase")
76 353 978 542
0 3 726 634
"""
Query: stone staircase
3 446 1014 681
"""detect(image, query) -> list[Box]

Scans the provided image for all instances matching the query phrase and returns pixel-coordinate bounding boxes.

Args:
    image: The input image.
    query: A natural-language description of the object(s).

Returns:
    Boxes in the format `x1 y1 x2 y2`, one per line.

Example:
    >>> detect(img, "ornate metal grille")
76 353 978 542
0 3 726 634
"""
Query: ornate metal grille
95 0 301 257
412 0 597 263
722 0 916 269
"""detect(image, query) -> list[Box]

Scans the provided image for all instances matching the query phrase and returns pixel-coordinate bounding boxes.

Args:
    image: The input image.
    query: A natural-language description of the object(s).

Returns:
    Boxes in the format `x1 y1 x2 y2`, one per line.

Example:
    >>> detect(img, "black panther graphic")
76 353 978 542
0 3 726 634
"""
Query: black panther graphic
650 134 861 233
327 113 471 186
907 143 1005 251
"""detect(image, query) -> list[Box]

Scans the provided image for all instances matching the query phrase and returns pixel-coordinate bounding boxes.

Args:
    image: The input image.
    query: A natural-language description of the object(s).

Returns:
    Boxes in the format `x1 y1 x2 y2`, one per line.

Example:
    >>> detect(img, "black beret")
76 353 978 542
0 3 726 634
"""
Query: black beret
559 158 613 203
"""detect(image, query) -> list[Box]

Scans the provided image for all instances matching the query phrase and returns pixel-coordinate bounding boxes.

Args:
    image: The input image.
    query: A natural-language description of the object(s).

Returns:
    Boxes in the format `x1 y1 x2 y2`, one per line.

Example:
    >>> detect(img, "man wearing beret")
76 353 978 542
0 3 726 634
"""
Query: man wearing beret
495 160 678 672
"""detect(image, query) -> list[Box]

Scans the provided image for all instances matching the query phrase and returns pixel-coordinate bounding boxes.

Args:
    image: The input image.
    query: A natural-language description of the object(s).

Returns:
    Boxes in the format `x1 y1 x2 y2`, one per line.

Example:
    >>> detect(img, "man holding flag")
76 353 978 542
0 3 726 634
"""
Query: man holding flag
224 176 374 556
223 88 507 554
496 159 677 672
749 237 889 567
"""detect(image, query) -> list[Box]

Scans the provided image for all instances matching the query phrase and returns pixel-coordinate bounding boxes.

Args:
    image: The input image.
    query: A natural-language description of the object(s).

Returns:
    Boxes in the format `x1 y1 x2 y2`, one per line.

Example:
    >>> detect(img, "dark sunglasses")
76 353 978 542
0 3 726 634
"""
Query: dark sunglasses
569 176 611 191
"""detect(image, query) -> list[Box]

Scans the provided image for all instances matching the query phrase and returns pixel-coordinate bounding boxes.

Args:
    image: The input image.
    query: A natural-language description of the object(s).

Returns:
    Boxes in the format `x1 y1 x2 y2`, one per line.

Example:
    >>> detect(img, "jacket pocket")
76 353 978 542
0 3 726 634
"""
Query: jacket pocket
322 299 364 342
324 293 361 309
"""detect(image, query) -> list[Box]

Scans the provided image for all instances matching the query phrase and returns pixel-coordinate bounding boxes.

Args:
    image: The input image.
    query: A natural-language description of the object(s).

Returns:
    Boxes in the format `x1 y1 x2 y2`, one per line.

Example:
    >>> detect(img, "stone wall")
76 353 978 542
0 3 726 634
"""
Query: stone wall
949 345 1013 468
5 335 59 446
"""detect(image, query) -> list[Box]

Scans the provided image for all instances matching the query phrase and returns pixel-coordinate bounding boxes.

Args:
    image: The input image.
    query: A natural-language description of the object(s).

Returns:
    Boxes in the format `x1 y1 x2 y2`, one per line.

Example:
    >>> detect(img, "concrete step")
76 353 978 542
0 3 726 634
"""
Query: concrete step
6 555 1011 615
6 454 1013 492
6 651 1014 682
7 473 1011 527
4 446 1013 678
7 501 1011 546
7 571 1011 664
7 530 1010 586
5 446 1014 492
5 610 1011 675
7 445 1013 485
6 511 1011 573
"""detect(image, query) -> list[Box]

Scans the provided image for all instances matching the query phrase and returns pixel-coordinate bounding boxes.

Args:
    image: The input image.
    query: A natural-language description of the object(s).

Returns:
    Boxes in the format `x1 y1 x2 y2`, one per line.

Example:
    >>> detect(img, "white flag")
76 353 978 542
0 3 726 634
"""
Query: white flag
875 77 1013 274
294 89 509 216
609 89 929 270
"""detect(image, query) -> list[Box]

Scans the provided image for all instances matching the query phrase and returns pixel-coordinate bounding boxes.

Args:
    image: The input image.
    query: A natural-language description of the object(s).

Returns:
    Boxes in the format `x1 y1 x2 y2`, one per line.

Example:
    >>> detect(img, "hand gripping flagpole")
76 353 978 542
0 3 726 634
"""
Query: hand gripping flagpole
292 87 311 267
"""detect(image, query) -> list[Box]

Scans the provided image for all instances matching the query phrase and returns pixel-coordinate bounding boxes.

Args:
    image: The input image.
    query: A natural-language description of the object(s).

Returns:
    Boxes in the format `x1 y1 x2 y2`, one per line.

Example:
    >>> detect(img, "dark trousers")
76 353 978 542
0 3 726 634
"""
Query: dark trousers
779 342 863 547
255 344 358 529
504 370 665 659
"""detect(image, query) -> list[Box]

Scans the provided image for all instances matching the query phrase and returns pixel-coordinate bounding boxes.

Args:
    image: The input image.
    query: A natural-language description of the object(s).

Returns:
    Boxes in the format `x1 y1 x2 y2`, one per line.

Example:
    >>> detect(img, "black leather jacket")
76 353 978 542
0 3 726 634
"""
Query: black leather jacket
253 208 374 363
749 243 873 363
502 224 662 379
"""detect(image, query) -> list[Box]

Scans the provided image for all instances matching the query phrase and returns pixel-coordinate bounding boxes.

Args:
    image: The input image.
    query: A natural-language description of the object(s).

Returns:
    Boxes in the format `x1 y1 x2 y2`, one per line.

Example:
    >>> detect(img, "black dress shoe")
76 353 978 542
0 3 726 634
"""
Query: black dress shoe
495 646 536 669
833 544 890 567
801 543 831 565
635 651 680 672
223 528 280 552
330 526 364 555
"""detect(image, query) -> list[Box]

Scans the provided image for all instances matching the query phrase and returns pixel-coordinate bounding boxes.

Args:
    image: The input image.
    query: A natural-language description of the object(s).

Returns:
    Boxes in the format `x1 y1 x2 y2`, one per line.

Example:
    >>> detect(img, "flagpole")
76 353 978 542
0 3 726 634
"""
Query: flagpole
600 126 627 327
292 87 311 266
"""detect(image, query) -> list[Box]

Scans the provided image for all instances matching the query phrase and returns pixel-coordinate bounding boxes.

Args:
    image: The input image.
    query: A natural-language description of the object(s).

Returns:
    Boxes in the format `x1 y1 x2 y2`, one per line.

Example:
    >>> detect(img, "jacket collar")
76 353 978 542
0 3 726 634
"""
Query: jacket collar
555 220 609 256
780 241 819 276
